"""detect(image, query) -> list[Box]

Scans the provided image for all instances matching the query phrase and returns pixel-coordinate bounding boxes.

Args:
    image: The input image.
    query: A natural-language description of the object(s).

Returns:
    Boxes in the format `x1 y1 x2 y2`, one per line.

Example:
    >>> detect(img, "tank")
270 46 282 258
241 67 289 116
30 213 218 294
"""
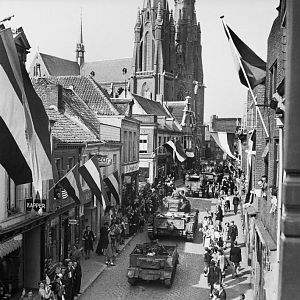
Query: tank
127 242 179 288
147 196 199 242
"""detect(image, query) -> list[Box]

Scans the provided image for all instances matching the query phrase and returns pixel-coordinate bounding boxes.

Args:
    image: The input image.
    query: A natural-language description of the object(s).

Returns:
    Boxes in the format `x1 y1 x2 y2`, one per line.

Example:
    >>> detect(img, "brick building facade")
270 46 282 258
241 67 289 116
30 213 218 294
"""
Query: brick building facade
243 1 286 299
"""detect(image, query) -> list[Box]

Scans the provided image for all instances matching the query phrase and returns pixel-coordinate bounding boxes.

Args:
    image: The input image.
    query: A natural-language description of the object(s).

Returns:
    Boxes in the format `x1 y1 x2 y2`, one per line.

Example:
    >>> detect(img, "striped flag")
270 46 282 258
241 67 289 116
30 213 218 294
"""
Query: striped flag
61 189 68 199
163 140 187 163
78 156 108 209
104 171 120 205
210 131 236 160
222 21 266 89
0 28 52 191
245 129 256 203
59 164 82 204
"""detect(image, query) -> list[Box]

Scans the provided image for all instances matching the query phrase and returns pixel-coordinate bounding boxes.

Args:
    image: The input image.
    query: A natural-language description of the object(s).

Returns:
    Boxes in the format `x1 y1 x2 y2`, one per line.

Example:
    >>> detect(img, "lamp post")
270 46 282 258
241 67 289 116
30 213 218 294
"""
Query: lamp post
122 67 127 98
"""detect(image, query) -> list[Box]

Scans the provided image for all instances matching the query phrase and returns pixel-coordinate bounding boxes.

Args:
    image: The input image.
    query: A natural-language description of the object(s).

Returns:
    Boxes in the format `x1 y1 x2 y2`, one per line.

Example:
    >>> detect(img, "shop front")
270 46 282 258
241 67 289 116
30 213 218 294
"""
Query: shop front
0 215 47 296
0 235 23 297
122 162 139 207
44 202 83 277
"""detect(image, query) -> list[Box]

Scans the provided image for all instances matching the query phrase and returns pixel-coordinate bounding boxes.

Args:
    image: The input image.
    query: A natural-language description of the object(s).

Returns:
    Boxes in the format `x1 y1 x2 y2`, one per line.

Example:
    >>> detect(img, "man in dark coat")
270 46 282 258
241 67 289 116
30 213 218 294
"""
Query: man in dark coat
96 222 109 255
207 260 222 297
232 194 240 215
229 241 242 278
228 220 238 245
73 261 82 296
83 226 95 259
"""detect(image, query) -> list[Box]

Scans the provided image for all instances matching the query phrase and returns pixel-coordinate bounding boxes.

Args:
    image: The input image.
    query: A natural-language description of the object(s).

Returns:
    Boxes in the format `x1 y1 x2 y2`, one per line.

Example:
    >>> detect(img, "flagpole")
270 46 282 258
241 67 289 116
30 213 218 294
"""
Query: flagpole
48 163 79 192
220 16 269 138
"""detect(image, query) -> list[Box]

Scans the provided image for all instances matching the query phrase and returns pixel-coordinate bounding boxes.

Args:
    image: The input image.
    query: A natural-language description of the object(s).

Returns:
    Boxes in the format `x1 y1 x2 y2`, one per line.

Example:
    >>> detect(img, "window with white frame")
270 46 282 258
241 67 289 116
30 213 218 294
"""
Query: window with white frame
139 134 148 153
133 133 137 161
81 155 88 189
113 154 117 171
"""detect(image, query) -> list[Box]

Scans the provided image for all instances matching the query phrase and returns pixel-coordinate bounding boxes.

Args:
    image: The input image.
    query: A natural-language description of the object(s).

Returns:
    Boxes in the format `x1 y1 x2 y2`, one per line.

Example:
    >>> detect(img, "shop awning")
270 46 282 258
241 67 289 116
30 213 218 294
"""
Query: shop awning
0 235 22 258
261 142 270 158
186 151 195 158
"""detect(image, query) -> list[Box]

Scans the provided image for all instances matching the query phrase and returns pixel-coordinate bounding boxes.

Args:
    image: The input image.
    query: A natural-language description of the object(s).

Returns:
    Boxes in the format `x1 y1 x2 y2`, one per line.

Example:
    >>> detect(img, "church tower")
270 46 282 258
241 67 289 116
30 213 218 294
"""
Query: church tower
173 0 204 125
131 0 204 124
131 0 174 102
76 12 85 66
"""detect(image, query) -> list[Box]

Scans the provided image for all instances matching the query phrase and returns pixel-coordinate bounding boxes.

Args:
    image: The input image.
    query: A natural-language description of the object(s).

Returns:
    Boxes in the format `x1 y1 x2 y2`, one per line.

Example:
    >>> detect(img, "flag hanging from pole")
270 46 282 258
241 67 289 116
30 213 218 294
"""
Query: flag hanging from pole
78 156 108 209
163 140 187 163
0 28 52 191
59 164 82 204
104 171 120 205
222 21 266 89
245 129 256 203
210 131 237 160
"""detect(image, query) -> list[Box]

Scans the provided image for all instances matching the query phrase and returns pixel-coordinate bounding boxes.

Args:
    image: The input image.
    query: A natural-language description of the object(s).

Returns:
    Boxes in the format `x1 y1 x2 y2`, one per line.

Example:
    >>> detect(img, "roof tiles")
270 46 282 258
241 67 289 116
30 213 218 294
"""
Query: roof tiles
49 76 119 115
40 53 80 76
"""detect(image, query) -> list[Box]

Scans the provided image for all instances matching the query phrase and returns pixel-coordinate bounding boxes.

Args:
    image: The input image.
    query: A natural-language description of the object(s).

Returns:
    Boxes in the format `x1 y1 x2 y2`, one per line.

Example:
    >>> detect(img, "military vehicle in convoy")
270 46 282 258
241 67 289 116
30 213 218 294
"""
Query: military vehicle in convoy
127 242 179 288
185 172 216 197
147 195 199 242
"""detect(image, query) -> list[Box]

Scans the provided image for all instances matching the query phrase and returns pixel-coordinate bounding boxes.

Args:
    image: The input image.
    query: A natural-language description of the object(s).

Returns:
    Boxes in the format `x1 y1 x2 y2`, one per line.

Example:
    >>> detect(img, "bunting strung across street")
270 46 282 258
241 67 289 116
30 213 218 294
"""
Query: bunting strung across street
59 164 82 205
222 20 266 89
163 140 187 163
104 171 120 205
0 28 52 192
210 131 237 160
78 155 108 209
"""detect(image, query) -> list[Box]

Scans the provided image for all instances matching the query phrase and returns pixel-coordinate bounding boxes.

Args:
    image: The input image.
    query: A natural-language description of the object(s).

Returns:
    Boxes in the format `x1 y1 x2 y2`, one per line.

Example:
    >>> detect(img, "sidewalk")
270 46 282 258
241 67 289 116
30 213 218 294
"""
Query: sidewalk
76 233 137 298
211 197 253 300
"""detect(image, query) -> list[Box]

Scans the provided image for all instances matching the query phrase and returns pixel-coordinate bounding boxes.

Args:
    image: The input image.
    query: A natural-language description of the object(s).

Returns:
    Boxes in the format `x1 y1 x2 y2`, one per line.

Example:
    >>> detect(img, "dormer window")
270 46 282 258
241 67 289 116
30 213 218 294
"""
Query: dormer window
36 63 41 77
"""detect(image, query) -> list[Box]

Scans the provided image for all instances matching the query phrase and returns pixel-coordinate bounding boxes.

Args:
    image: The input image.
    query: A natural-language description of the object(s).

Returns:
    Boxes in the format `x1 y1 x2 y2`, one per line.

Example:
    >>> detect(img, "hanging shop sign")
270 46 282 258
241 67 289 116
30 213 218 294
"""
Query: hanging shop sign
96 154 112 167
69 219 79 225
123 162 139 174
26 198 47 212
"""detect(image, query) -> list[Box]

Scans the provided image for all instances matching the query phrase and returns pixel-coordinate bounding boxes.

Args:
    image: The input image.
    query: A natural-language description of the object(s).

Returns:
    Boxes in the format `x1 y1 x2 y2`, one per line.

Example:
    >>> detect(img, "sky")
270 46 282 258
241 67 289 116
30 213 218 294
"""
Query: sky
0 0 278 122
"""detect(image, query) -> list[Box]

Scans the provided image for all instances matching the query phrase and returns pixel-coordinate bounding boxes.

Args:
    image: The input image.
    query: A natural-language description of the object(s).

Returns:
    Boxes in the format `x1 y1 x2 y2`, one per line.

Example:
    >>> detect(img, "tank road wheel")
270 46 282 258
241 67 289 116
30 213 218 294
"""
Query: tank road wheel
128 278 136 286
164 278 172 288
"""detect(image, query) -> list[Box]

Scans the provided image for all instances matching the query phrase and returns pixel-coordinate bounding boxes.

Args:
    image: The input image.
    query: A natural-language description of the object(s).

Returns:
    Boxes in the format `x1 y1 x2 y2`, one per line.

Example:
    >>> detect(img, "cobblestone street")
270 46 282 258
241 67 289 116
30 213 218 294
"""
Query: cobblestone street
79 198 212 300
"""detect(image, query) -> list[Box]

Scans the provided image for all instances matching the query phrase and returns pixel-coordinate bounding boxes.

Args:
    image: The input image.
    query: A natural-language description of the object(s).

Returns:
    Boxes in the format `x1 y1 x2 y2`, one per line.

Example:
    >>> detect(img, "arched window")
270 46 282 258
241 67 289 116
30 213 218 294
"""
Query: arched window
144 31 152 70
142 82 150 98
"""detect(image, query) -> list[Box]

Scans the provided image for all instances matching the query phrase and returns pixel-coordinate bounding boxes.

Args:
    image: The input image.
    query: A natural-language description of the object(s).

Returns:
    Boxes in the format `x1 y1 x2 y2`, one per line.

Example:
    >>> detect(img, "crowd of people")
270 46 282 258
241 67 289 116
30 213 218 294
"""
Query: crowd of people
197 165 246 300
17 162 248 300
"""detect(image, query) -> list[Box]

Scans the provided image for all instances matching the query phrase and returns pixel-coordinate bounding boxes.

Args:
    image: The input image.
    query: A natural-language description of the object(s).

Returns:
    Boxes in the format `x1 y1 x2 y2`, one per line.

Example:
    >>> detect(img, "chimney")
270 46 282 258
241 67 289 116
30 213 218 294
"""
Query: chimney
49 84 64 112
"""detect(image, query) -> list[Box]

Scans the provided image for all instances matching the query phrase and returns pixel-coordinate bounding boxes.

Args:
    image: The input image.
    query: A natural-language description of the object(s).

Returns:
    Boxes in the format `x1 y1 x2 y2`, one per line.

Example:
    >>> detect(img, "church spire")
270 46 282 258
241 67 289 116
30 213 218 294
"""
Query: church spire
76 10 85 66
156 2 162 23
135 8 141 27
80 10 83 44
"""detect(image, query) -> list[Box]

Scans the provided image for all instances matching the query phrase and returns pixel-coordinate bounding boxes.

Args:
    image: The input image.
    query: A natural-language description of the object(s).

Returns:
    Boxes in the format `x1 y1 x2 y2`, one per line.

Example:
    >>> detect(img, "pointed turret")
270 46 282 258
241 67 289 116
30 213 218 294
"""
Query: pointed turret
135 8 142 28
133 8 142 74
76 10 85 66
154 1 163 74
156 2 162 23
169 9 174 26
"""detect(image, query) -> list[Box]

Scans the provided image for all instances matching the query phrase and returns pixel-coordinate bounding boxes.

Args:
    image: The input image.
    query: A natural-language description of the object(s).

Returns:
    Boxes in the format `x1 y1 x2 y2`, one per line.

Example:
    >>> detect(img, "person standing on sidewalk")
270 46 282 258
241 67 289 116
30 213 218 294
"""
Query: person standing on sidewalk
215 205 224 231
83 226 95 259
207 260 222 298
73 261 82 297
204 247 212 276
228 220 238 245
233 193 240 215
229 241 242 278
